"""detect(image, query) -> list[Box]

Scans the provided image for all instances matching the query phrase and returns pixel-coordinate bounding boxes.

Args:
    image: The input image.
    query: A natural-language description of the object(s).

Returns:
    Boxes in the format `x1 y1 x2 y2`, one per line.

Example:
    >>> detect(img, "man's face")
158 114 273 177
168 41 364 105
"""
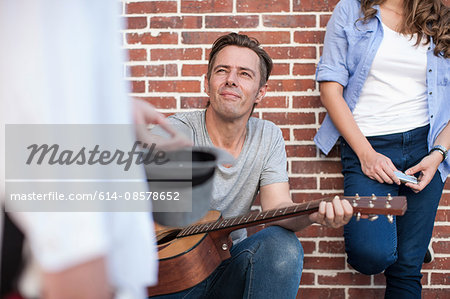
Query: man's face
206 45 267 121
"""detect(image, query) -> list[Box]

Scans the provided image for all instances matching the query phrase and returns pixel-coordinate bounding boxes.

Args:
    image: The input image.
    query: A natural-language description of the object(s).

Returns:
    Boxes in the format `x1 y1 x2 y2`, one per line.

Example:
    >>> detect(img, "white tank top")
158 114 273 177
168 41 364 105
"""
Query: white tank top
353 22 429 136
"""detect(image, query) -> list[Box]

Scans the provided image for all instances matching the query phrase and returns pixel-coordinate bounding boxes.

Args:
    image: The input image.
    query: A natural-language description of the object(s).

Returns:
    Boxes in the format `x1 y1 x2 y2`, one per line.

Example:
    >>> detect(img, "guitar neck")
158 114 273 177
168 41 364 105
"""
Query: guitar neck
177 195 406 237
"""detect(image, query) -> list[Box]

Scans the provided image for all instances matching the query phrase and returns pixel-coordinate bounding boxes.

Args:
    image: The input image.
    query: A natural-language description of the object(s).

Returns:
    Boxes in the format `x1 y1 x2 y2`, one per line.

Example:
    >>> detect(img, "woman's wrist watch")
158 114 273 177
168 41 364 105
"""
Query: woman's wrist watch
429 145 448 162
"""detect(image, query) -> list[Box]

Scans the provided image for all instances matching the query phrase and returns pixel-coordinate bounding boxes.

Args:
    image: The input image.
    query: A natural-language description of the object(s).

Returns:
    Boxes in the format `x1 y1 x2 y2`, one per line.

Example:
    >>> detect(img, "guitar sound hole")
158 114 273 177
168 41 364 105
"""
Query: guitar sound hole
157 229 182 245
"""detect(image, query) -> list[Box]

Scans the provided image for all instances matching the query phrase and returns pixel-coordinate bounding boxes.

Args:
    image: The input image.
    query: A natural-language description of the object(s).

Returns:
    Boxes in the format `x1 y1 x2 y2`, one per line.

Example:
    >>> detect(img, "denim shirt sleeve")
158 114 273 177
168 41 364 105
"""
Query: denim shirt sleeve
315 0 351 87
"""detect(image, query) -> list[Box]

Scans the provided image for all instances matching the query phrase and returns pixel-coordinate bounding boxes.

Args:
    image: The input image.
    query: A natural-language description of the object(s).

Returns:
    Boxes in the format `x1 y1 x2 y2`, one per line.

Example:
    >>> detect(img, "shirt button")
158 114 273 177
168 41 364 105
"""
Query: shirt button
429 91 432 95
429 69 432 72
428 47 431 50
431 115 434 118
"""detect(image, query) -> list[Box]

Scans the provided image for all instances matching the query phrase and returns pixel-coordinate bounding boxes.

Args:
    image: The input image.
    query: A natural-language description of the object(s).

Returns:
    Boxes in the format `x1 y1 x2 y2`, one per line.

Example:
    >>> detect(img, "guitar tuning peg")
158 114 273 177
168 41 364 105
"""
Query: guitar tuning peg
368 214 378 221
387 215 394 224
387 193 393 201
355 212 361 222
355 193 360 200
371 193 377 200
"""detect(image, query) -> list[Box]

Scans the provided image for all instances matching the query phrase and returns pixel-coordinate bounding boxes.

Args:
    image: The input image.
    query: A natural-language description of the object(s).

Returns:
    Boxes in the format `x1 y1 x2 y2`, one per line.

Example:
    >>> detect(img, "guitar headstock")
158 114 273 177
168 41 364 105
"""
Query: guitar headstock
342 194 407 223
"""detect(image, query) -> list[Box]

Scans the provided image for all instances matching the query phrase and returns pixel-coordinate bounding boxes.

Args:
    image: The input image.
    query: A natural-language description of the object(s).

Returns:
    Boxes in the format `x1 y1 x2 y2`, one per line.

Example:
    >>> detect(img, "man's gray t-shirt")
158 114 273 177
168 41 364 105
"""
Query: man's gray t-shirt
152 110 288 243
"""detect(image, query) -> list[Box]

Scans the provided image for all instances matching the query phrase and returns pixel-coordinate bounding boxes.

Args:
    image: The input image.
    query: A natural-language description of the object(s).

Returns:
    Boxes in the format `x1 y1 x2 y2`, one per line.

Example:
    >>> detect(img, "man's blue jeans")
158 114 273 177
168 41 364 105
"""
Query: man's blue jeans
149 226 303 299
340 125 445 299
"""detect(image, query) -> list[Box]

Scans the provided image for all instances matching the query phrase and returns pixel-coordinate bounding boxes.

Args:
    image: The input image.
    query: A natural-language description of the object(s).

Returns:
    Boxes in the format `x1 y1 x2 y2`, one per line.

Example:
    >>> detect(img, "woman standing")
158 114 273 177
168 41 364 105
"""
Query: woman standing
314 0 449 297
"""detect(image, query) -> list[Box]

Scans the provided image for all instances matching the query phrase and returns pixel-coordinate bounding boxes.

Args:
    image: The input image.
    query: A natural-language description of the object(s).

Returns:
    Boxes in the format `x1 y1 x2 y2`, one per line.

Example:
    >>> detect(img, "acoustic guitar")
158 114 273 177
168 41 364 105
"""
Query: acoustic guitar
147 194 407 296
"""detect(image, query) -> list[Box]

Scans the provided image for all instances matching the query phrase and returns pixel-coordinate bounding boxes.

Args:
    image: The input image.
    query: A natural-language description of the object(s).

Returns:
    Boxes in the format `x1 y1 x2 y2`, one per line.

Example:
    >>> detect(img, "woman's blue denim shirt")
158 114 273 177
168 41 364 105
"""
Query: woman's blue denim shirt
314 0 450 181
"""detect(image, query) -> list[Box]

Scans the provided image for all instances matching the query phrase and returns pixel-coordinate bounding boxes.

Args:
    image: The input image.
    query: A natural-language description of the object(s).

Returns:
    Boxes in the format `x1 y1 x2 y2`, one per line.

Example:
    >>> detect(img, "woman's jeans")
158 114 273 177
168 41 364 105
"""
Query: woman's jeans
149 226 303 299
340 125 444 299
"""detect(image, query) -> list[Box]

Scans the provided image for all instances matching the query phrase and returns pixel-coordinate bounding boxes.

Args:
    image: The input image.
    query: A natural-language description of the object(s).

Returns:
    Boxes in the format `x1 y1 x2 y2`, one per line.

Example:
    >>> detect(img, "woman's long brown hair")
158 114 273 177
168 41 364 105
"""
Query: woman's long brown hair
359 0 449 58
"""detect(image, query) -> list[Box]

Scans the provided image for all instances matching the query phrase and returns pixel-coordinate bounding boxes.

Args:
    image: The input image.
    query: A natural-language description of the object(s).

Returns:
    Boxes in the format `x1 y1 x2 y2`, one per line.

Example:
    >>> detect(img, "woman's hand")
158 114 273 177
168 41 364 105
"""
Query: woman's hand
404 151 442 192
359 149 401 185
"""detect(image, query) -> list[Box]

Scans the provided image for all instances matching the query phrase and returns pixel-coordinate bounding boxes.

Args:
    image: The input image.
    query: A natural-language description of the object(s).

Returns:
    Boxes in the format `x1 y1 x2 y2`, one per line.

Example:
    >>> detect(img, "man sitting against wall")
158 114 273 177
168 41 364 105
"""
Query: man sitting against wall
150 32 354 299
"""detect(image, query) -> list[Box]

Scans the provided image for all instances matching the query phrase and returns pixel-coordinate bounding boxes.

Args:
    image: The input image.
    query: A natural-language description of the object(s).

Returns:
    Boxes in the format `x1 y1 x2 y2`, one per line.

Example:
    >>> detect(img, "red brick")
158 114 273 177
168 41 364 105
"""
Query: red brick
320 14 332 27
319 240 345 254
127 49 147 61
432 225 450 238
293 0 340 12
293 128 317 141
430 273 449 285
435 209 450 222
126 1 177 14
292 193 337 205
289 177 317 190
182 31 228 45
258 96 288 108
126 17 147 29
319 272 371 285
271 63 290 76
422 257 450 270
205 15 259 28
126 32 177 45
136 97 177 109
182 64 207 76
433 240 450 254
422 289 450 299
151 48 202 61
348 288 385 299
280 128 290 140
294 31 326 44
180 97 209 109
240 31 290 44
265 46 316 59
128 64 177 77
263 15 316 28
293 63 317 76
286 145 317 158
300 240 316 254
293 96 322 108
130 80 145 93
181 0 232 13
150 16 202 29
440 193 450 205
297 223 344 238
297 288 345 299
444 179 450 190
320 177 344 190
148 80 200 93
299 272 315 285
318 111 327 123
237 0 289 12
268 79 316 92
292 161 342 174
262 112 315 125
304 257 345 270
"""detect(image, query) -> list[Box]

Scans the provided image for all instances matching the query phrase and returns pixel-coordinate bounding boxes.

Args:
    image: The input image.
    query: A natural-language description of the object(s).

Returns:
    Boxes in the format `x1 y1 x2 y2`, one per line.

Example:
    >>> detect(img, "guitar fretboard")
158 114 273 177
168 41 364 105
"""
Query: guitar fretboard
177 199 320 237
176 194 407 237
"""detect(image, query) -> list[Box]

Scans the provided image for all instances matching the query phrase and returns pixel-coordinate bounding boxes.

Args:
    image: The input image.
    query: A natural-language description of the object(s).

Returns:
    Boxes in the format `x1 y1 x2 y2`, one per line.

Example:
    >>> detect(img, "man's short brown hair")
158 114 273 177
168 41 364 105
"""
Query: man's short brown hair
207 33 273 88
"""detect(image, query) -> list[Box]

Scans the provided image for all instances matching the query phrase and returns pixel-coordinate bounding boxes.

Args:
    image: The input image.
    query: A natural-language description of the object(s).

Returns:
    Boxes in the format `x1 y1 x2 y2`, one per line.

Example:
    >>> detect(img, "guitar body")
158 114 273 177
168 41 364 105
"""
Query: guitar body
148 211 233 297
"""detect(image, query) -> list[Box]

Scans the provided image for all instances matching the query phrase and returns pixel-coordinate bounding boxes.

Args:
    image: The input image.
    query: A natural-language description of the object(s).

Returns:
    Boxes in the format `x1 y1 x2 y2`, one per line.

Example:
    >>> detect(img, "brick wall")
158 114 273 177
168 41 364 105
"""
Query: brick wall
121 0 450 297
